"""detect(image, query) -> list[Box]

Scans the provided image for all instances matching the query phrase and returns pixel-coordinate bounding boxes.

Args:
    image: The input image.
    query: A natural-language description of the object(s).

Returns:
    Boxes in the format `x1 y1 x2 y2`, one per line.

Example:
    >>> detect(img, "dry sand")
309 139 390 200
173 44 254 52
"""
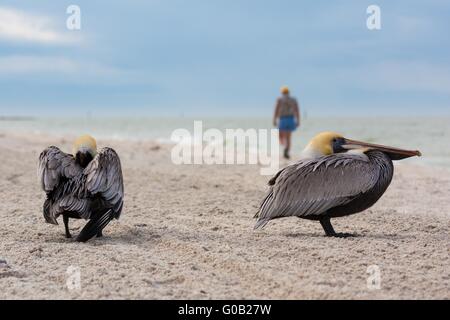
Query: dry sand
0 132 449 299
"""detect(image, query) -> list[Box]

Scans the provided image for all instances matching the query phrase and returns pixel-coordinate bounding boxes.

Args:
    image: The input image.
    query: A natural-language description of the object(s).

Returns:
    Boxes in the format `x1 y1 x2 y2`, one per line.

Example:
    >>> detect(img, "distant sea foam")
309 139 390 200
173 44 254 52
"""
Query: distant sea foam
1 116 449 168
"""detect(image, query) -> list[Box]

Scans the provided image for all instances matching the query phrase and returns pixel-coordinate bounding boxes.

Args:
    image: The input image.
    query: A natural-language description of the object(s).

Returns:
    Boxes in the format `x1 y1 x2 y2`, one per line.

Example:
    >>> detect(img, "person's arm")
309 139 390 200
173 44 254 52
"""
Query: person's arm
294 100 300 127
273 99 280 127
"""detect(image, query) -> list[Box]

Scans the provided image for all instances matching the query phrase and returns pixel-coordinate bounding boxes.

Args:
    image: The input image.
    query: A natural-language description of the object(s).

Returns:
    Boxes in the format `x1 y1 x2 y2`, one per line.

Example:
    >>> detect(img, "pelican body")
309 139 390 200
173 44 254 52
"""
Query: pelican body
254 132 421 237
38 135 124 242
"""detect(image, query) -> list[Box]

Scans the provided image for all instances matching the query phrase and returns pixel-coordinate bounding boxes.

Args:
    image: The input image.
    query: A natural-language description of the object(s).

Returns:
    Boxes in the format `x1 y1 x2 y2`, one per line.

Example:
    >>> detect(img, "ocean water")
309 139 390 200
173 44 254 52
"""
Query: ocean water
1 116 449 168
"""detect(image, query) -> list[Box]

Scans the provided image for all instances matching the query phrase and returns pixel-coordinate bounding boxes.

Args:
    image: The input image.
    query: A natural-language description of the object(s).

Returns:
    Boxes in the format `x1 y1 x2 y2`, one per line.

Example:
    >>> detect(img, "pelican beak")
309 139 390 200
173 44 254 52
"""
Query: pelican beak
342 138 422 160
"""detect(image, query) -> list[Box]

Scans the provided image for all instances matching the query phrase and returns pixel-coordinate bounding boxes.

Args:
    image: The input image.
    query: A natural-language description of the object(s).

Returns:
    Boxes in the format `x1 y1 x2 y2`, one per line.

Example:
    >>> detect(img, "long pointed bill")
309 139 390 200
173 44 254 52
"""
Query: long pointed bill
342 138 422 160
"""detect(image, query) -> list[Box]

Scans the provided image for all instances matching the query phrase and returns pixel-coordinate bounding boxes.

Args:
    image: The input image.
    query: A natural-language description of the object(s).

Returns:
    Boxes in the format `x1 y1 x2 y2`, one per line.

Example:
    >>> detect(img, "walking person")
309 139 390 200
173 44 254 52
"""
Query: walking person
273 86 300 159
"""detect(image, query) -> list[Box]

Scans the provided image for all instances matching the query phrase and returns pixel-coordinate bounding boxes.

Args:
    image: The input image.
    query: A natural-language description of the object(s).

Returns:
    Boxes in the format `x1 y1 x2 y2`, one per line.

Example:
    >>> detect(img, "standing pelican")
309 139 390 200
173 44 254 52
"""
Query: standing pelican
254 132 421 237
38 135 124 242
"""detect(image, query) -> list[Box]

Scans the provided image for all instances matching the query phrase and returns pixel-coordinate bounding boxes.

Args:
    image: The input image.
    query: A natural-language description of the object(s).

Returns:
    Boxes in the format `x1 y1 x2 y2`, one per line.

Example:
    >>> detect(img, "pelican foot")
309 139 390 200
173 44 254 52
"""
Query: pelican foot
319 217 356 238
326 232 356 238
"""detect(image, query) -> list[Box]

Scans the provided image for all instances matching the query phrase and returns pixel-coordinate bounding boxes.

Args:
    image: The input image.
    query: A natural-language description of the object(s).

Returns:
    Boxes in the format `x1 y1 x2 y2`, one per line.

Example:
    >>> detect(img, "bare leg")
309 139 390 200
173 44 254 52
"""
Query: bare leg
63 214 72 238
286 132 292 152
284 132 292 159
279 131 285 147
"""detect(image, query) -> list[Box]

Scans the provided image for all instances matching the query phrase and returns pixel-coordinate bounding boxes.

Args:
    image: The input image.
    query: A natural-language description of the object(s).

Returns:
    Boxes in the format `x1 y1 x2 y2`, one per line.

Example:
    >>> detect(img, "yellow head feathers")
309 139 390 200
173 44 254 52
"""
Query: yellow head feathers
73 134 97 157
304 132 343 157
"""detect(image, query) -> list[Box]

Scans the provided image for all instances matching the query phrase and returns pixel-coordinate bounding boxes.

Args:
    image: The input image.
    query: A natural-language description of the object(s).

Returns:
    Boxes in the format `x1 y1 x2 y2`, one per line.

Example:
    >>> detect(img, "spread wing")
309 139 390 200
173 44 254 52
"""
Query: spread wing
38 146 82 193
84 147 124 218
254 153 380 229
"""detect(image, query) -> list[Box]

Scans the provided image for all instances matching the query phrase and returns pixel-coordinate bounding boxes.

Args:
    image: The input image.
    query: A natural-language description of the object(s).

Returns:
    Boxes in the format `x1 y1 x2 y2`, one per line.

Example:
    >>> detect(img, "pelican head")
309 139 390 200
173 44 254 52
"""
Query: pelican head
73 134 97 167
302 131 422 160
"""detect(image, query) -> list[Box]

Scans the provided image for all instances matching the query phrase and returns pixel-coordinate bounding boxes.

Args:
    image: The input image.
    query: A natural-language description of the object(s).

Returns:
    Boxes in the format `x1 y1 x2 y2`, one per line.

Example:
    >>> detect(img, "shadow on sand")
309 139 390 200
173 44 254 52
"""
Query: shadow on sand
40 225 161 246
283 231 411 240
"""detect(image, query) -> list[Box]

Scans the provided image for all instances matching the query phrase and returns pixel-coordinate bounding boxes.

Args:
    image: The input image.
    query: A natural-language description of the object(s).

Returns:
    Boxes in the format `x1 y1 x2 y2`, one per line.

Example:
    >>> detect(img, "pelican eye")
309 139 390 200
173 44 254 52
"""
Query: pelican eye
332 137 346 153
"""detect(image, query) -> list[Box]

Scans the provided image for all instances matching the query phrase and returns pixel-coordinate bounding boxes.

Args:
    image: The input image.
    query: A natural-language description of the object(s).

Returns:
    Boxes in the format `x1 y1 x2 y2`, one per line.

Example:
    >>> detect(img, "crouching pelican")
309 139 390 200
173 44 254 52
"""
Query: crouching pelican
254 132 421 237
38 135 124 242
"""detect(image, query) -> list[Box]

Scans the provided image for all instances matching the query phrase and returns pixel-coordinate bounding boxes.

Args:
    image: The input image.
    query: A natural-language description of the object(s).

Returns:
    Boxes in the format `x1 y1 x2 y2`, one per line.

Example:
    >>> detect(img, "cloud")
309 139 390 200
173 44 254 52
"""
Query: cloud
0 6 79 44
0 55 146 86
0 55 78 73
0 55 120 76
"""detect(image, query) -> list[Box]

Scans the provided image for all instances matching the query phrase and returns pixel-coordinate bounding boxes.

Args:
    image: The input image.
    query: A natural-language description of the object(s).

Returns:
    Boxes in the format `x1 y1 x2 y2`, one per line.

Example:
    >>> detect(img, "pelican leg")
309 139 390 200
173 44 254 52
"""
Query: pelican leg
320 217 336 236
319 217 355 238
63 214 72 238
96 230 103 238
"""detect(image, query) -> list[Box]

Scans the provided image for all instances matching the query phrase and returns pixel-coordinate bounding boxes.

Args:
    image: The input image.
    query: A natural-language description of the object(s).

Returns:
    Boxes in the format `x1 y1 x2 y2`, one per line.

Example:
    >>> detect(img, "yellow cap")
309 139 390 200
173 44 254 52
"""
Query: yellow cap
280 86 290 94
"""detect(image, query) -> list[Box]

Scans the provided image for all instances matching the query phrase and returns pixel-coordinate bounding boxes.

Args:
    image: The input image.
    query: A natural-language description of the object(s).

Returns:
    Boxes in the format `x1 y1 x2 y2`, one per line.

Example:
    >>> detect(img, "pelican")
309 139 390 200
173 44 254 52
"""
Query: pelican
254 132 421 237
38 135 124 242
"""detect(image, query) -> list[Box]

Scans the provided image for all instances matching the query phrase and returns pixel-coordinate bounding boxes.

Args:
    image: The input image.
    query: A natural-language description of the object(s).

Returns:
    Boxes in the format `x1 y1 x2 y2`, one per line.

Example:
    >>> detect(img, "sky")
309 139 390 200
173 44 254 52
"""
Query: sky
0 0 449 117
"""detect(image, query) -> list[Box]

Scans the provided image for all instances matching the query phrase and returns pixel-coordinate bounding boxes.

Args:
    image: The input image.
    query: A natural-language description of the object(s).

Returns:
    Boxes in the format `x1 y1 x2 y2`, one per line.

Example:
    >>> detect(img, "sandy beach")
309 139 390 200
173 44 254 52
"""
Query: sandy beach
0 132 449 299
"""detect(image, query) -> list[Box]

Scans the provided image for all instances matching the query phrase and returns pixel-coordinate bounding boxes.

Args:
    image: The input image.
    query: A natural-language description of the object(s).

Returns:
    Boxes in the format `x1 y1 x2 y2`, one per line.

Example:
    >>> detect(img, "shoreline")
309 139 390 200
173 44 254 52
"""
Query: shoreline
0 129 448 173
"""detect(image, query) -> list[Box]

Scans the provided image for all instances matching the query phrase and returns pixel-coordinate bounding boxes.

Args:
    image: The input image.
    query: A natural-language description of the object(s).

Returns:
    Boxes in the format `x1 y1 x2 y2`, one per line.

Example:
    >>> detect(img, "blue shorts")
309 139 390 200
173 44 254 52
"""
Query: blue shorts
278 116 297 132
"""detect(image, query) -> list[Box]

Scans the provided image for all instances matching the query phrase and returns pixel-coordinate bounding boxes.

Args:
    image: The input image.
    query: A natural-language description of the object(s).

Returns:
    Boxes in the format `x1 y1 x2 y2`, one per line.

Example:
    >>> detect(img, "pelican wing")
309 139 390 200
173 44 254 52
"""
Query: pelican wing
255 153 380 228
44 192 91 223
38 146 82 193
84 147 124 218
